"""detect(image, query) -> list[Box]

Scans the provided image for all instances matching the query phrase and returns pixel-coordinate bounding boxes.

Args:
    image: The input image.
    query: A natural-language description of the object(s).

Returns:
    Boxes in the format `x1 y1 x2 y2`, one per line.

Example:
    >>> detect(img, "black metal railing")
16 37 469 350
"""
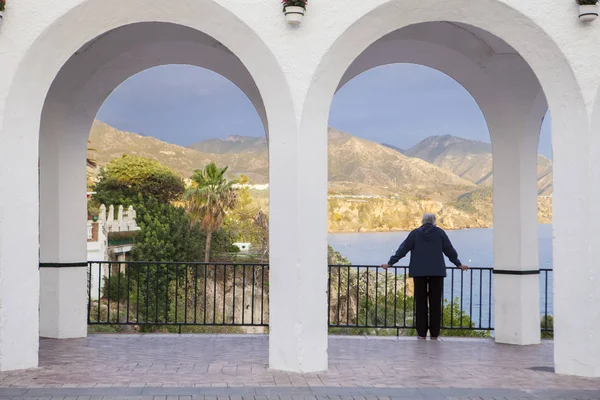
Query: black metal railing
88 261 269 330
87 262 553 334
327 265 553 335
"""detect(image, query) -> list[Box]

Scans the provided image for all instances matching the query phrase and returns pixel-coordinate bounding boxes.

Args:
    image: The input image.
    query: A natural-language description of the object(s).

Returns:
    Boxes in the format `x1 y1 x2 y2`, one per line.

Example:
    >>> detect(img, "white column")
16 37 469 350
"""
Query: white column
0 119 40 371
552 91 600 377
483 59 544 346
491 125 541 345
268 120 328 372
38 108 89 339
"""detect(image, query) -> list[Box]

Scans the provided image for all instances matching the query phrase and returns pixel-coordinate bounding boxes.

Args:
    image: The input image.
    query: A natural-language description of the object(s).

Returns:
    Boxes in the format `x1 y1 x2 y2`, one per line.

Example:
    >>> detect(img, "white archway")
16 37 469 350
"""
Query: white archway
0 0 295 371
300 0 593 377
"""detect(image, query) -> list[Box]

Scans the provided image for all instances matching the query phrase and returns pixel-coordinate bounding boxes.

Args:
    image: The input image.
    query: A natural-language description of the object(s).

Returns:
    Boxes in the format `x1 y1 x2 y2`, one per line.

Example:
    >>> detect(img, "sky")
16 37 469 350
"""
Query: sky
97 64 553 158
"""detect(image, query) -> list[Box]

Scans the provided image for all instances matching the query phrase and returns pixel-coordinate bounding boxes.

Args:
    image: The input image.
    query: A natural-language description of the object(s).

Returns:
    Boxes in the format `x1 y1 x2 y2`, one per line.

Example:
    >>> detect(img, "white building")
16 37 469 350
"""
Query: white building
0 0 599 378
87 204 140 300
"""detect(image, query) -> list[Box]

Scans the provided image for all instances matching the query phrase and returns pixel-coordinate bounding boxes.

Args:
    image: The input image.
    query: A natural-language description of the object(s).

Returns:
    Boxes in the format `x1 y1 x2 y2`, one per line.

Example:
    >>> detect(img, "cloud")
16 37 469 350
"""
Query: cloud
96 63 552 158
96 65 265 145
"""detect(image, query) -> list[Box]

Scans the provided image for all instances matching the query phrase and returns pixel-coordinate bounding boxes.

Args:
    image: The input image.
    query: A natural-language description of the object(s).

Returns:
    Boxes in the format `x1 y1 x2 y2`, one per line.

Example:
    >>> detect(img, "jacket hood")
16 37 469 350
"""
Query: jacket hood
417 223 438 241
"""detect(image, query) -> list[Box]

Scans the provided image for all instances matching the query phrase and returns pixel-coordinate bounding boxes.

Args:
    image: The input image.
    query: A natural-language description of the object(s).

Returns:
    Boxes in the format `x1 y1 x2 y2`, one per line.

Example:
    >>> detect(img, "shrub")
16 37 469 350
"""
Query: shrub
102 272 130 302
541 315 554 339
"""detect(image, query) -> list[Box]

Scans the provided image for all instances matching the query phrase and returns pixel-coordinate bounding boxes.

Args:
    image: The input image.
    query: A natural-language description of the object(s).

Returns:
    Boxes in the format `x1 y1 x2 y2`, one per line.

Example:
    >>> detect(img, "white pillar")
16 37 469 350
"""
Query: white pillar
268 120 328 373
0 121 40 371
38 108 89 339
552 90 600 377
491 124 541 345
484 59 544 345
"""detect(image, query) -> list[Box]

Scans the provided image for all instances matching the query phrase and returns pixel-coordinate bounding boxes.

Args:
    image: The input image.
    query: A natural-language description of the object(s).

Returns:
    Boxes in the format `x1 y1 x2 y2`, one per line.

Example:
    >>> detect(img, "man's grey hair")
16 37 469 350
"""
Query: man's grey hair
422 213 436 225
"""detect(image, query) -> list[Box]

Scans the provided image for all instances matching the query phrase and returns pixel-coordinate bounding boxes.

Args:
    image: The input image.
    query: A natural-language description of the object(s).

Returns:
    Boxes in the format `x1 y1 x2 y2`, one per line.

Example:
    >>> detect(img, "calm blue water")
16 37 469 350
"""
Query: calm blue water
328 224 553 329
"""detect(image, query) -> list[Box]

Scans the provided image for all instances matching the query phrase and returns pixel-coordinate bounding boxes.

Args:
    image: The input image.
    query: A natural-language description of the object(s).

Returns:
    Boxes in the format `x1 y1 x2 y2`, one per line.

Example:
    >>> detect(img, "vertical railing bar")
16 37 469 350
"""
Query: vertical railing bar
346 266 351 326
384 267 388 327
98 263 102 322
242 265 246 325
403 269 407 328
479 269 483 329
185 263 189 324
251 265 256 325
261 265 265 325
545 270 549 331
203 264 208 324
366 267 370 327
194 264 198 324
145 263 150 324
450 268 454 329
116 264 122 324
488 269 492 330
337 266 342 325
374 266 379 327
87 263 92 324
213 264 217 324
356 267 360 327
233 265 237 324
136 263 140 324
460 267 464 329
176 264 181 324
157 264 162 323
469 268 473 330
223 264 227 325
107 262 112 323
164 264 169 323
126 264 130 324
327 266 332 326
393 266 398 328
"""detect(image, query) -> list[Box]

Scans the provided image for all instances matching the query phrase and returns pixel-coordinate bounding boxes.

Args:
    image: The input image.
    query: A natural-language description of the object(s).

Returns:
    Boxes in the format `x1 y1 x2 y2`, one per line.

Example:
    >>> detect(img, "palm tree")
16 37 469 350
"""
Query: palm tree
87 140 97 168
184 163 238 262
86 141 98 190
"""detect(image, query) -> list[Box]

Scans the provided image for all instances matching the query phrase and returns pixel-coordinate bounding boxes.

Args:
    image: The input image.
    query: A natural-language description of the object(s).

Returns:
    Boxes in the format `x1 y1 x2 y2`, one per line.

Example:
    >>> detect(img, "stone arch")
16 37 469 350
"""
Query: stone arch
0 0 294 371
302 0 589 377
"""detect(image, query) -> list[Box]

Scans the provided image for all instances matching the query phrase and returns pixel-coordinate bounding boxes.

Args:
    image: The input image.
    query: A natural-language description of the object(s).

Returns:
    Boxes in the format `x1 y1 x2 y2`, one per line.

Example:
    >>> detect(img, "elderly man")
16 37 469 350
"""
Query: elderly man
382 213 468 340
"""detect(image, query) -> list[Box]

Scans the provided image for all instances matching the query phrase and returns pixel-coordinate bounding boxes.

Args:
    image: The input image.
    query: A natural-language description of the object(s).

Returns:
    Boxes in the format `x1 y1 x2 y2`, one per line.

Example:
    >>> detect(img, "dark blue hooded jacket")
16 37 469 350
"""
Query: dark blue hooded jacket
387 223 461 277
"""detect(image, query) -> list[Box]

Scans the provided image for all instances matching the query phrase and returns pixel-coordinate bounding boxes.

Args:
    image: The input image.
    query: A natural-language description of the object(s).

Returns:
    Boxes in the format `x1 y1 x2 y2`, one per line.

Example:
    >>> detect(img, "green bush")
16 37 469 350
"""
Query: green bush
440 298 491 338
541 315 554 339
102 272 130 302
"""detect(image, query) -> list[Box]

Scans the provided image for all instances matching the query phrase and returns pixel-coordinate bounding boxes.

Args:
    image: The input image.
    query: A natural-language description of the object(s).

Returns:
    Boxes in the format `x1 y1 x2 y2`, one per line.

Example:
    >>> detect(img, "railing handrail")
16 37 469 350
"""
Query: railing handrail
88 261 269 266
88 261 551 272
328 264 552 272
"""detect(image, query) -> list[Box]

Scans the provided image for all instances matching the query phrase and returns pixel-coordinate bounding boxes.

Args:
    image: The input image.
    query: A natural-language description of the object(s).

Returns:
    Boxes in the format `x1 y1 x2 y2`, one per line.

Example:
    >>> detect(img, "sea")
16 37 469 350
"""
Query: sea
328 224 553 329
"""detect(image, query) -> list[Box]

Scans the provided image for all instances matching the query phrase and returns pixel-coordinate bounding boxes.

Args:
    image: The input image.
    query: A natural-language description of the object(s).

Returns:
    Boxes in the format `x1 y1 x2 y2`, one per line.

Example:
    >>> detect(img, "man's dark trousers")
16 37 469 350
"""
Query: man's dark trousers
413 276 444 337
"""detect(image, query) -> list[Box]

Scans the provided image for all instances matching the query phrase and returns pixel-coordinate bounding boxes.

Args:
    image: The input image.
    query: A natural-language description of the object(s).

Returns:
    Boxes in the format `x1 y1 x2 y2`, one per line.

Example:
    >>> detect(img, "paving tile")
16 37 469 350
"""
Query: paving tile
0 336 598 399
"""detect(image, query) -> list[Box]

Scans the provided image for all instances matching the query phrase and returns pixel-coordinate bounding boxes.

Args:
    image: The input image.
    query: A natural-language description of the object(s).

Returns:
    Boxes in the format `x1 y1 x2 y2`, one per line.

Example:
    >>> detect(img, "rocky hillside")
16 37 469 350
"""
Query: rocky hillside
327 129 475 196
189 136 267 154
328 186 552 232
89 121 269 184
397 135 553 195
89 122 477 196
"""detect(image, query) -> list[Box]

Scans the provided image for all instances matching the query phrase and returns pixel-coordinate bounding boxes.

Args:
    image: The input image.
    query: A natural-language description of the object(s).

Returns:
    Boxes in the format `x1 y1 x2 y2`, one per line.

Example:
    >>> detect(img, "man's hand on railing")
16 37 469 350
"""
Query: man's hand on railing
459 265 469 271
381 263 389 270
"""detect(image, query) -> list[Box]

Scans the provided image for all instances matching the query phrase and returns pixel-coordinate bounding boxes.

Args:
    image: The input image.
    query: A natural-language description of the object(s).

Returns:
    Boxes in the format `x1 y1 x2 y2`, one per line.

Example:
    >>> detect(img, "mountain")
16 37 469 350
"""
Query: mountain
327 129 475 196
399 135 553 195
188 136 266 154
89 121 269 184
89 122 477 197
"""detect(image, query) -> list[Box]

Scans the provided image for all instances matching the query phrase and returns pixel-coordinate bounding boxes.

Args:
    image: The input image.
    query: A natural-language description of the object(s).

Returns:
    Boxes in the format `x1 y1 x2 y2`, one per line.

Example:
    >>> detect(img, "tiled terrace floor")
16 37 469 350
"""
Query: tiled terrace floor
0 335 599 399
